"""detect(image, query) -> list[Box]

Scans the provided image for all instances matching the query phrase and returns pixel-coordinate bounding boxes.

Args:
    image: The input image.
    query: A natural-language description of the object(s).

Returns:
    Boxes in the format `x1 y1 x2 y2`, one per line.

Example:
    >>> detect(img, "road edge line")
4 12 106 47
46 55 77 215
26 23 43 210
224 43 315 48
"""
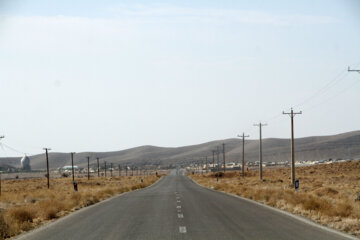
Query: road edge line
188 176 359 240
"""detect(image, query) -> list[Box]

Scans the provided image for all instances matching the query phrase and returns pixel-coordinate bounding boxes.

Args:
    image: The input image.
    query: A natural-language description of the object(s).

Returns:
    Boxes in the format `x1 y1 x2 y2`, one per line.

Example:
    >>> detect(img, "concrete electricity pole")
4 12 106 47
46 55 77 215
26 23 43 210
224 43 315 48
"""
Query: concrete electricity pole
222 143 226 173
237 133 249 177
71 152 76 183
97 158 100 177
253 123 267 180
87 156 90 180
43 148 51 188
283 108 302 185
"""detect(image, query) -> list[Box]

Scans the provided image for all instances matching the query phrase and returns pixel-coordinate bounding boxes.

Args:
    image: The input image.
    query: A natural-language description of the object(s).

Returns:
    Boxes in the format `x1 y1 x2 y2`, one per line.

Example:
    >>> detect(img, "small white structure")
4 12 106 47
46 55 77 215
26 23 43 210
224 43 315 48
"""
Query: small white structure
20 155 31 171
61 165 80 171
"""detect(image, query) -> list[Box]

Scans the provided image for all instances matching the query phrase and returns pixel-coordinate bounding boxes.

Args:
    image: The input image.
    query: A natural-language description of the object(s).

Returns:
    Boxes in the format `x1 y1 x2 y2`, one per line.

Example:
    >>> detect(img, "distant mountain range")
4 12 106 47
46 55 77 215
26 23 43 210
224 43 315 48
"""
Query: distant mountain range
0 131 359 170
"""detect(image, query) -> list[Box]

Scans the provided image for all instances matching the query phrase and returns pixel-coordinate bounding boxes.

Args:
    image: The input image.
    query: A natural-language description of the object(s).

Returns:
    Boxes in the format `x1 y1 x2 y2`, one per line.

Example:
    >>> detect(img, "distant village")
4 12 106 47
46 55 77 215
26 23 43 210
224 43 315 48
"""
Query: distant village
186 157 357 172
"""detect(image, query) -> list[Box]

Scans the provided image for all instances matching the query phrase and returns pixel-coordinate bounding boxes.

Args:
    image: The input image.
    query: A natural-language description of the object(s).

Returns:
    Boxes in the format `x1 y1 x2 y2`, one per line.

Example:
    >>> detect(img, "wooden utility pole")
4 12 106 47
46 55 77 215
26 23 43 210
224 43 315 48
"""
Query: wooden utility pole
110 163 113 177
253 123 267 180
87 156 90 180
237 133 249 177
118 165 121 177
104 161 107 177
212 150 215 171
222 143 226 173
216 146 220 172
126 166 128 176
43 148 51 188
283 108 302 185
205 156 208 173
71 152 75 183
97 158 100 177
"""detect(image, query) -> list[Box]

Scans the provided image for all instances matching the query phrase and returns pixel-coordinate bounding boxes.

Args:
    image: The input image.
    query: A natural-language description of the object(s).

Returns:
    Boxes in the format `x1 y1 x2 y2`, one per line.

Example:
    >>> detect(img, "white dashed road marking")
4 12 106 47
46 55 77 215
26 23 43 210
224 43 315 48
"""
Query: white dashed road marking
178 213 184 218
177 200 181 203
177 206 181 209
179 226 187 233
177 209 181 213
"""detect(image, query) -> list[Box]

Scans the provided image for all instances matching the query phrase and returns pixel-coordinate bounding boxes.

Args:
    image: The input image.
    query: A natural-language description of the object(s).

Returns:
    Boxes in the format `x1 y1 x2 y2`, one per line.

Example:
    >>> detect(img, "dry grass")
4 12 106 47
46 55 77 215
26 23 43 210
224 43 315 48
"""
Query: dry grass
0 175 161 239
190 160 360 237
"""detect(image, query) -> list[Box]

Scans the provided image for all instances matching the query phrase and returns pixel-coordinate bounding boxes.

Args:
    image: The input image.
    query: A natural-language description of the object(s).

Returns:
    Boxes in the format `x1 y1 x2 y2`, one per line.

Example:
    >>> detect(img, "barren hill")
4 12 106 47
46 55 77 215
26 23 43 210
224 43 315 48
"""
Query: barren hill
1 131 359 170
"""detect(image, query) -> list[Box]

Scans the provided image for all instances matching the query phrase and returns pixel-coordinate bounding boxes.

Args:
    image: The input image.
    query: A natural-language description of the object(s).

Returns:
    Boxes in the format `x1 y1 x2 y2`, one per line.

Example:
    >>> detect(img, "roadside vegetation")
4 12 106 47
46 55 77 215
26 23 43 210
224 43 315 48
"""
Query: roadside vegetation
190 160 360 237
0 175 161 239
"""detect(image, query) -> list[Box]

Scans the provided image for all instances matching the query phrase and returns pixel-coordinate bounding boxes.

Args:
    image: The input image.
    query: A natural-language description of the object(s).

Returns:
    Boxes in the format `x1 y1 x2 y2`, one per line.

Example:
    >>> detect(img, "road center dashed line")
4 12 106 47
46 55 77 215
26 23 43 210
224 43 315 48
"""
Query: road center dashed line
177 209 181 213
177 200 181 203
176 205 181 209
178 213 184 218
179 226 187 233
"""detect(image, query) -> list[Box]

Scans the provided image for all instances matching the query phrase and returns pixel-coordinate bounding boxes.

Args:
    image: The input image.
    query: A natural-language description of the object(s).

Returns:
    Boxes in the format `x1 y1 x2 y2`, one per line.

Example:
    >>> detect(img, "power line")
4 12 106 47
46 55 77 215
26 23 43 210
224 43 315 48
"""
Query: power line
303 76 360 112
293 69 349 108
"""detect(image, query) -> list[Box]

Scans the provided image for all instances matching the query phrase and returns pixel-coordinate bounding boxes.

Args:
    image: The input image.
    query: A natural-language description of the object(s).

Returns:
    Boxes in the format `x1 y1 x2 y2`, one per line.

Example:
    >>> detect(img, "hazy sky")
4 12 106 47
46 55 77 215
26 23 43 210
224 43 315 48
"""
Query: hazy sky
0 0 359 156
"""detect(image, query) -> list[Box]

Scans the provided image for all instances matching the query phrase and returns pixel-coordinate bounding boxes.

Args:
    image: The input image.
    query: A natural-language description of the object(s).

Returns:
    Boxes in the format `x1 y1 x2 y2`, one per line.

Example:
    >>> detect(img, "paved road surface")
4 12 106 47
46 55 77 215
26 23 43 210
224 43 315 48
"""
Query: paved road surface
17 170 355 240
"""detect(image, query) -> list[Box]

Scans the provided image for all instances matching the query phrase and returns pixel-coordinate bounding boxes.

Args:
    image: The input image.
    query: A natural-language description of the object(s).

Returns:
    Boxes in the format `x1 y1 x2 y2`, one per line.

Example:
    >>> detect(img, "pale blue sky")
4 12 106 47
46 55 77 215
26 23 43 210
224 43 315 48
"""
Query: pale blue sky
0 0 359 156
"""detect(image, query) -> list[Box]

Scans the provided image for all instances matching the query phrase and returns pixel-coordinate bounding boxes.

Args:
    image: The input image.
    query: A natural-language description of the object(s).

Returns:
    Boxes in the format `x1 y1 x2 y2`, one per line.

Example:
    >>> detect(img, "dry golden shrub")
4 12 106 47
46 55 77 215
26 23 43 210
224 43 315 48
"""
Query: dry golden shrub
0 175 160 238
190 160 360 237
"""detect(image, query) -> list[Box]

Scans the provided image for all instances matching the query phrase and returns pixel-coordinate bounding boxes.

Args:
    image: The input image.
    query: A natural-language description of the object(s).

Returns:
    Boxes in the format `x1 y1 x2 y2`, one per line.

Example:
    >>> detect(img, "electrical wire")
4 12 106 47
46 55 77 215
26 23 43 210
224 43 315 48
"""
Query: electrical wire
0 142 25 155
303 75 360 113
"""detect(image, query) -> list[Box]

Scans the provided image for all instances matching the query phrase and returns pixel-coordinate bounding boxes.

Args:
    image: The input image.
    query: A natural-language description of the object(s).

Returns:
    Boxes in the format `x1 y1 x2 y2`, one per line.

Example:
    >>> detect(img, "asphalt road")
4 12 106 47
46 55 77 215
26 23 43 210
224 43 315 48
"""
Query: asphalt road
17 170 356 240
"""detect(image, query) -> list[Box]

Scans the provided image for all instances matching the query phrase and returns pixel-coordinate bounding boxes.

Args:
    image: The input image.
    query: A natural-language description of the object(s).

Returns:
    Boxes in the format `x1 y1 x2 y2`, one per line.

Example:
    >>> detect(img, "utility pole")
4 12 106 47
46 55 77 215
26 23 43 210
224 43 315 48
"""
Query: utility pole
0 172 2 196
104 161 107 177
216 146 220 172
126 166 128 176
118 165 121 177
253 123 267 180
205 156 208 173
97 158 100 177
222 143 226 173
348 66 360 73
212 150 215 171
283 108 302 185
110 163 113 177
237 133 249 177
71 152 76 183
87 156 90 180
43 148 51 188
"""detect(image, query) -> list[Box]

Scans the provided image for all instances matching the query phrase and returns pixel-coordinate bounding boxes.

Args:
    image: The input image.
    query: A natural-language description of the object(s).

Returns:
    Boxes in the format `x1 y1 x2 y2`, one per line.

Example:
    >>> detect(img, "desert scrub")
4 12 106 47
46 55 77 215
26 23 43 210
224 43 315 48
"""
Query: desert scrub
190 160 360 237
0 175 160 239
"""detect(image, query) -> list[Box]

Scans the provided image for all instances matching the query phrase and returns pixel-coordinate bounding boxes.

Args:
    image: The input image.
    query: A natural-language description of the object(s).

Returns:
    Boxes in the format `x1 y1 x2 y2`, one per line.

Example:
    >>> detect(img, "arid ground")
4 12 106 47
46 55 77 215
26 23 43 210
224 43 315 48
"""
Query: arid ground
190 160 360 237
0 175 161 239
